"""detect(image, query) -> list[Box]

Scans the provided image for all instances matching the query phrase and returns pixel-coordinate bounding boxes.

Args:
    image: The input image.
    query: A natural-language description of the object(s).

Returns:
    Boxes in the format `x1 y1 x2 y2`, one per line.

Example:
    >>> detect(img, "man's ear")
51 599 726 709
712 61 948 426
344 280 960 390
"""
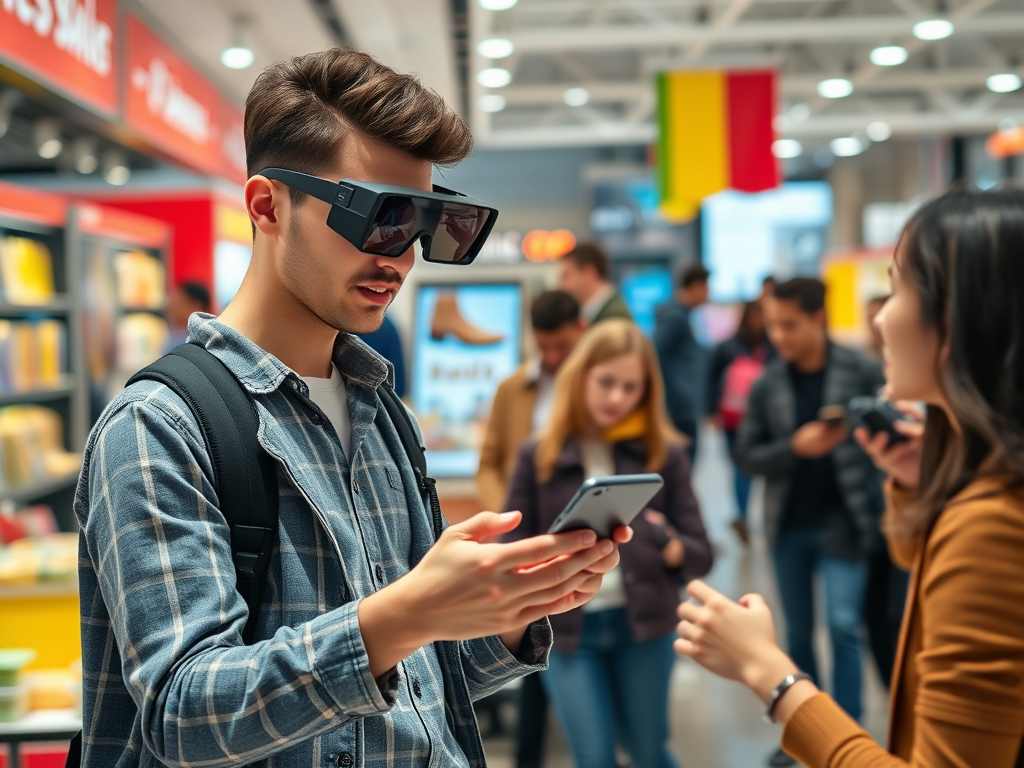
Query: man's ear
246 175 287 238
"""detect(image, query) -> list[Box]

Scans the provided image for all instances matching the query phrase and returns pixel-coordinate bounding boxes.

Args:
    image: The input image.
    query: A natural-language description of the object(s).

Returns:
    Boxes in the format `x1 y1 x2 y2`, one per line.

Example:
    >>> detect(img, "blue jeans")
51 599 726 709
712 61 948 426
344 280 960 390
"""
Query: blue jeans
724 430 752 520
542 609 679 768
772 529 869 721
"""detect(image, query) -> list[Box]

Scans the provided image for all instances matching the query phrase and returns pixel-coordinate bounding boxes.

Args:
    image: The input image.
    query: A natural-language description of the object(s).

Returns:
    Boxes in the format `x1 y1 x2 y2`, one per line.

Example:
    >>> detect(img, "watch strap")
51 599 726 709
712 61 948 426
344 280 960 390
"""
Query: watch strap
763 671 813 724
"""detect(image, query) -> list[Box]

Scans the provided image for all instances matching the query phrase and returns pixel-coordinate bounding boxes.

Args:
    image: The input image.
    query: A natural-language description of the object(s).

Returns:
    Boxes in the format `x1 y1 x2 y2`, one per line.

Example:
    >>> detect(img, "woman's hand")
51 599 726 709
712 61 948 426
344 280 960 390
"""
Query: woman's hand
645 510 685 568
675 581 796 700
853 401 925 490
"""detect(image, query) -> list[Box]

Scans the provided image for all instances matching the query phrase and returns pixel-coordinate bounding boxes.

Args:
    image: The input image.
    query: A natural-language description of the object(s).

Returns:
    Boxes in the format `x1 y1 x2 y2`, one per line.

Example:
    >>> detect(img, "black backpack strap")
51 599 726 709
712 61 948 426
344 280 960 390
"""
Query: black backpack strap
127 343 279 645
377 383 444 540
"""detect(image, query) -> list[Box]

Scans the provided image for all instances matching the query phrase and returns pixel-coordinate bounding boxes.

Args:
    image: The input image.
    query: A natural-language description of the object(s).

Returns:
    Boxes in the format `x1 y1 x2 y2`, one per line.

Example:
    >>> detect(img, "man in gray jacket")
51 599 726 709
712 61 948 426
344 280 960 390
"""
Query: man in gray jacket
736 278 884 768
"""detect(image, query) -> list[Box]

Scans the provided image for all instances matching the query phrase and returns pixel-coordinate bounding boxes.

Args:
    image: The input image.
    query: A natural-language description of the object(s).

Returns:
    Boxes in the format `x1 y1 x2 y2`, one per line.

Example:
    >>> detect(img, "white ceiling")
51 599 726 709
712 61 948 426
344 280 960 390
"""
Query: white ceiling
134 0 460 110
470 0 1024 148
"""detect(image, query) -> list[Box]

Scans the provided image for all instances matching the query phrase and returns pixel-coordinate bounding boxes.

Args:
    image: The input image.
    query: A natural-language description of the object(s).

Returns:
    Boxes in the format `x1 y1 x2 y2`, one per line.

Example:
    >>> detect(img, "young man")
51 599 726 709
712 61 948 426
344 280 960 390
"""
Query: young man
653 264 711 464
477 290 585 513
735 278 884 768
74 50 626 768
556 241 633 326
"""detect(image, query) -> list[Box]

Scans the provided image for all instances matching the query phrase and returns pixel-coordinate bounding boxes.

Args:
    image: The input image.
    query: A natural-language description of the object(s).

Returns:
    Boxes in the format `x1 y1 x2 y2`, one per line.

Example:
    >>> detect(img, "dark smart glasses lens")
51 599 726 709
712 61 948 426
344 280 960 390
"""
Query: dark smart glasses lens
364 196 417 256
429 204 491 263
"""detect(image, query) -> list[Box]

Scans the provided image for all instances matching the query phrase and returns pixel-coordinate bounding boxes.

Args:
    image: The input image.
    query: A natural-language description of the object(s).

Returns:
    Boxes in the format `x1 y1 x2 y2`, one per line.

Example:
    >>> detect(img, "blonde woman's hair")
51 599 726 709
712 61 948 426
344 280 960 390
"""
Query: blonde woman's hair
535 319 681 482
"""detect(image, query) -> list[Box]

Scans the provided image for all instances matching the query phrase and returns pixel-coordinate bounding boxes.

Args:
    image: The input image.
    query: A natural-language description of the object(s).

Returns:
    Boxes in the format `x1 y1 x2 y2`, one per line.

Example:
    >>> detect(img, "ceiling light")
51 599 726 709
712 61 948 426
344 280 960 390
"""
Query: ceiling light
477 38 514 59
102 150 130 186
480 94 507 113
987 73 1022 93
870 46 908 67
221 18 254 69
772 139 803 159
831 137 865 157
563 87 590 107
478 0 518 9
817 78 854 99
72 137 99 174
34 119 62 159
913 19 954 41
866 121 892 142
477 67 512 88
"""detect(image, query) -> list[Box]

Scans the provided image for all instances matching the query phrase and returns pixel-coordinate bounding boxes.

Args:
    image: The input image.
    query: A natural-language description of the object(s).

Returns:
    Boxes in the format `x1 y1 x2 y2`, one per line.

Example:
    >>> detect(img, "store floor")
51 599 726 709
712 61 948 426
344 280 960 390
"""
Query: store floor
481 427 890 768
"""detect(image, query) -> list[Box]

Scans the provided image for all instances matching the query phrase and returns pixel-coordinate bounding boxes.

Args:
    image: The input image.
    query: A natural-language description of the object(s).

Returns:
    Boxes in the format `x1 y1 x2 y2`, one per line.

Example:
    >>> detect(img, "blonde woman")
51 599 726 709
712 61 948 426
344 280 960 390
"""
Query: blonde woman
505 319 714 768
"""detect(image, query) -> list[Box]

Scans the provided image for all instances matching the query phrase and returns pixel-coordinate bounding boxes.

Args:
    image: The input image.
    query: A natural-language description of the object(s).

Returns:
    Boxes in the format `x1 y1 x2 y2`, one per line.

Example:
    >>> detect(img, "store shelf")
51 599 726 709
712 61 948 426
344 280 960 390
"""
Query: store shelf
0 379 76 407
0 472 80 505
0 298 71 317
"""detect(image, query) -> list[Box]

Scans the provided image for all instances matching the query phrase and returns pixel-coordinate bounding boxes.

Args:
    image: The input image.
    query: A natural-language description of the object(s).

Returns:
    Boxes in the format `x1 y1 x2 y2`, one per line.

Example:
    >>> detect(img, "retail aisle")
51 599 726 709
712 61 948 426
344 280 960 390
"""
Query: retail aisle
482 427 890 768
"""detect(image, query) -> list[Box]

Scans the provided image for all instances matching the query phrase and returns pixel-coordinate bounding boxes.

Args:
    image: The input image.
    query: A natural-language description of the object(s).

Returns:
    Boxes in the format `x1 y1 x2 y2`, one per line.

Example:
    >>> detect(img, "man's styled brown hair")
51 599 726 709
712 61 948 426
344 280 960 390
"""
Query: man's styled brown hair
245 49 473 204
561 241 611 281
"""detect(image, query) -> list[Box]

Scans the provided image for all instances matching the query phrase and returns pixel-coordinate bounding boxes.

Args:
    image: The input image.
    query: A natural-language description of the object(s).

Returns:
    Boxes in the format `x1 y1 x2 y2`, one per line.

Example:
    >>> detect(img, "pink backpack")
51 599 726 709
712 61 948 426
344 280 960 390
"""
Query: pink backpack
719 348 767 431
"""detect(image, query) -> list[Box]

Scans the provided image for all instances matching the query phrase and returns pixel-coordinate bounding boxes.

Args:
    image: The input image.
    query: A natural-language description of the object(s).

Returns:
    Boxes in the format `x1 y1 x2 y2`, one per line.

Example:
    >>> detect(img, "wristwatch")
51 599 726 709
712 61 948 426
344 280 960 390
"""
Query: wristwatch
763 672 813 724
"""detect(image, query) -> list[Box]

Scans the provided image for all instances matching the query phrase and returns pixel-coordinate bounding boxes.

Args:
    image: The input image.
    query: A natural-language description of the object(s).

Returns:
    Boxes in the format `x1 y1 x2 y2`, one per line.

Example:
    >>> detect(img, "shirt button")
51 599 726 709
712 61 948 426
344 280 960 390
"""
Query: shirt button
375 564 385 582
290 380 299 390
311 413 323 426
413 679 423 699
353 480 360 494
337 754 353 768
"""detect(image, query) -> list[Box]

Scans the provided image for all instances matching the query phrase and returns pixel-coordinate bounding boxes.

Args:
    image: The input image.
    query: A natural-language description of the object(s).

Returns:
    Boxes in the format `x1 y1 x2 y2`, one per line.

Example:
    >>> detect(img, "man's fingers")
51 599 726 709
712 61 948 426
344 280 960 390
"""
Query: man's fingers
496 529 598 570
581 551 620 576
511 540 614 595
452 511 522 542
613 525 634 544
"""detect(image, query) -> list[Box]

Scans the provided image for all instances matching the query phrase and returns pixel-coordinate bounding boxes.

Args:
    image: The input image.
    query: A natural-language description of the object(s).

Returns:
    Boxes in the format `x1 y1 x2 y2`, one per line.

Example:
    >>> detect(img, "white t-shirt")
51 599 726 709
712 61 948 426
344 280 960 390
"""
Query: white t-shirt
301 364 352 459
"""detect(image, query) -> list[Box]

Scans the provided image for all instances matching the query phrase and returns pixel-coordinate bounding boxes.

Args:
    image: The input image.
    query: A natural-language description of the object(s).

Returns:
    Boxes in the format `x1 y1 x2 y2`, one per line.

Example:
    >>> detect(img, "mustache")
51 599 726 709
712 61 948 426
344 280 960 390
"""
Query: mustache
353 268 404 288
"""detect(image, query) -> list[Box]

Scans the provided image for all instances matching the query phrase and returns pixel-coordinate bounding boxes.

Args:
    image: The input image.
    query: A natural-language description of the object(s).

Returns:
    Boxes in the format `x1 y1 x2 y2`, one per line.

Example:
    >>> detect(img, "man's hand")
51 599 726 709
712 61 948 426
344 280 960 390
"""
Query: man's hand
358 511 629 676
790 421 846 459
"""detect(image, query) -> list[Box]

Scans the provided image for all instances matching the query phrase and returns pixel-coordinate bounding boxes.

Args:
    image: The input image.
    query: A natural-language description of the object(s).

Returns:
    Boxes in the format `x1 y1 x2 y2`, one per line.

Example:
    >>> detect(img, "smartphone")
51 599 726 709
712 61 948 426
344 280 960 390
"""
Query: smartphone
818 405 848 425
848 397 910 445
547 474 664 539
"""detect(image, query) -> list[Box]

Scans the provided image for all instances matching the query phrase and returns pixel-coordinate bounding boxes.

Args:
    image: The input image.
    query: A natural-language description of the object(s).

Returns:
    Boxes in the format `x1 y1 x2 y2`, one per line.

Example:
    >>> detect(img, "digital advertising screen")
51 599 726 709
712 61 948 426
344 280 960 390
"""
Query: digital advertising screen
618 266 673 337
702 182 833 303
411 283 523 477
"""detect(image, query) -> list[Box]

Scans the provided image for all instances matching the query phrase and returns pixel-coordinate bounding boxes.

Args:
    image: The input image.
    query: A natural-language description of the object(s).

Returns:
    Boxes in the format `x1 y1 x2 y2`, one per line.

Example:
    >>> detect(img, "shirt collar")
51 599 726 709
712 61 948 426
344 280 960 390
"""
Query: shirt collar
581 285 615 324
186 313 394 394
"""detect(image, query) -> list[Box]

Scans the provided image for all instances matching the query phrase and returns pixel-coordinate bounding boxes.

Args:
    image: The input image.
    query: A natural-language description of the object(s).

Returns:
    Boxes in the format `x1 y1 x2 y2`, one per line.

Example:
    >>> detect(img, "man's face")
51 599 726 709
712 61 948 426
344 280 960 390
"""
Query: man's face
683 280 710 307
765 297 825 363
534 321 584 374
557 259 591 304
273 133 431 335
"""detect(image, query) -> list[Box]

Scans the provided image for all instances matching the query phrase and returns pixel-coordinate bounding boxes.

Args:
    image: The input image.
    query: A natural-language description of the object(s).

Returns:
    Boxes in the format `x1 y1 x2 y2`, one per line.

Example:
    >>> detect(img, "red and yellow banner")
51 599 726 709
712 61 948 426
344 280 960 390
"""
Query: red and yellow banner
657 69 779 220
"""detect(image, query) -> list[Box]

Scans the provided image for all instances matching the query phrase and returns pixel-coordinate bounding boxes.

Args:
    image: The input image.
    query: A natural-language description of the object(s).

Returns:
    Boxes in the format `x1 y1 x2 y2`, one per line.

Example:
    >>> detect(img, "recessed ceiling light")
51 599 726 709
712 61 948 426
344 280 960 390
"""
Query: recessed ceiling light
772 139 803 159
478 0 518 9
72 137 99 174
34 119 62 159
913 19 954 41
221 18 254 69
480 94 507 113
866 121 892 142
789 103 811 122
477 68 512 88
817 78 854 99
870 46 908 67
102 150 130 186
563 87 590 107
477 38 514 59
831 137 865 157
988 73 1023 93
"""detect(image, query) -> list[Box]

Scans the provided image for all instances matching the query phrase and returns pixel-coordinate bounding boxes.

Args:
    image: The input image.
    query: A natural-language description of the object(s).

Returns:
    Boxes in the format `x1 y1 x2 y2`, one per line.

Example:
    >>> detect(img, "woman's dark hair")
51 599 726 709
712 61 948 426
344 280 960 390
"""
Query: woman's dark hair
736 301 763 347
894 186 1024 541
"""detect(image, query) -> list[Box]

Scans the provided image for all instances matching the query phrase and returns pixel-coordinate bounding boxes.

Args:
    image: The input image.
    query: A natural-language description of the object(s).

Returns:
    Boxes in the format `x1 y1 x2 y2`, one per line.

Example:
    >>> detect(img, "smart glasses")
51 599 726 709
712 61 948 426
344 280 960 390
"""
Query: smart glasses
259 167 498 265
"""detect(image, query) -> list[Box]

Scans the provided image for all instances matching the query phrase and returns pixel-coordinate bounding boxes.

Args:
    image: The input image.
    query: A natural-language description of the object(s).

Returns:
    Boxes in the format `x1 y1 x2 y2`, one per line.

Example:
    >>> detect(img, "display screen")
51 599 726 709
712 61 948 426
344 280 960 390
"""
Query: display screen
411 283 522 477
619 267 673 336
702 182 833 302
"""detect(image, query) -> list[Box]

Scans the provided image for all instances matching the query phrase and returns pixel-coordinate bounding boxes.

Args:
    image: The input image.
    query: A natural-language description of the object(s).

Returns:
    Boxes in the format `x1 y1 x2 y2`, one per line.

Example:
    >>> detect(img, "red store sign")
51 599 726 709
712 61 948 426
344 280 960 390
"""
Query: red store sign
125 13 246 184
0 0 118 115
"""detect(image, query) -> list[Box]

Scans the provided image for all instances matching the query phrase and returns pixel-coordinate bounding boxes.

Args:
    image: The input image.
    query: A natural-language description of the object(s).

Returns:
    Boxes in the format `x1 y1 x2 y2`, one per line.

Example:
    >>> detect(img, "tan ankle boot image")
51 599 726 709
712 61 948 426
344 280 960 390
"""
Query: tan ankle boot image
430 293 505 345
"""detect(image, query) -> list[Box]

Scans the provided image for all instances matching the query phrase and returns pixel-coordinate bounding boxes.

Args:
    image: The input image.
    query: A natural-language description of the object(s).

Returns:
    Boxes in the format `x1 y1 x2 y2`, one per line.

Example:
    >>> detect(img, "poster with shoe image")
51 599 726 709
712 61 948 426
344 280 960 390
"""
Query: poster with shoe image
412 283 522 477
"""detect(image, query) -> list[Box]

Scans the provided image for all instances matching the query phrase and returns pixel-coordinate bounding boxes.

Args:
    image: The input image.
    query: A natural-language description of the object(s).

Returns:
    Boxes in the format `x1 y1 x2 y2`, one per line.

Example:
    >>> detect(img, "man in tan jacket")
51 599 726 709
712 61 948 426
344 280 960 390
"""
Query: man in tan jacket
476 289 584 768
477 290 585 514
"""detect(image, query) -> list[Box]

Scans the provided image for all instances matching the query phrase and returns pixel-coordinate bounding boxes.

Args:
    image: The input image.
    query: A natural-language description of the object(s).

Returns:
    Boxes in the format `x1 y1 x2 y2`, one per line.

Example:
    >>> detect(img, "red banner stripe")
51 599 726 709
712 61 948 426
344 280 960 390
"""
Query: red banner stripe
726 70 779 194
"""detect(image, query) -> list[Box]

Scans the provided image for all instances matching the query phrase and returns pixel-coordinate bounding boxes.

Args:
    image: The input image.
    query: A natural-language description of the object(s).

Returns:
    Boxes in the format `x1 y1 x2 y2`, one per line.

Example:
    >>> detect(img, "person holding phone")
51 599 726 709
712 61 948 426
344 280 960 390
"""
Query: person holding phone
735 278 884 767
504 319 713 768
675 187 1024 767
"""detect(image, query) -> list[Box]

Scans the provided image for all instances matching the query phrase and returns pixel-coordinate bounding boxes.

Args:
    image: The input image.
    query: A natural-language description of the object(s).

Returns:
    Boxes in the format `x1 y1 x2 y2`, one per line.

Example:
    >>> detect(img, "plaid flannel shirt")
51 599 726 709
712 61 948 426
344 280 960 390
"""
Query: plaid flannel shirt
74 314 551 768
